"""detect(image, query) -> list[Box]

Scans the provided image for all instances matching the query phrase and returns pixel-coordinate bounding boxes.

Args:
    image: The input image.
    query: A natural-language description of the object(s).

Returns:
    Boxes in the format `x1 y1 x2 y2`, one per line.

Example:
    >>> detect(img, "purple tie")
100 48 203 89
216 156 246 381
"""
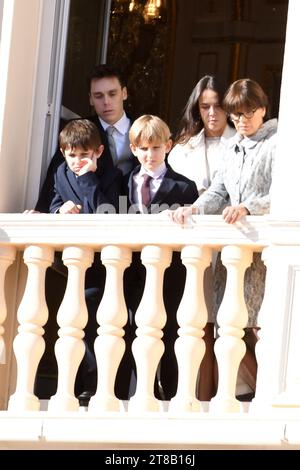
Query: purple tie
141 174 152 207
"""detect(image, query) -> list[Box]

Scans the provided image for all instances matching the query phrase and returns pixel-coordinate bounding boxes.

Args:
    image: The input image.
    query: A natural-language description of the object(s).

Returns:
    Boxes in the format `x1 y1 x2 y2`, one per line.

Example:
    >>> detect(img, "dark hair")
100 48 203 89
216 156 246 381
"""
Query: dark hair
174 75 227 145
86 64 127 91
59 119 102 152
223 78 269 118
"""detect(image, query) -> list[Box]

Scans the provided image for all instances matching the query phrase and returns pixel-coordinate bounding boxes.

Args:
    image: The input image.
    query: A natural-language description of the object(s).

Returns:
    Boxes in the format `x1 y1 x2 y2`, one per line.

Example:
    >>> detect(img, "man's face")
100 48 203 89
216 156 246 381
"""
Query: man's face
89 76 127 125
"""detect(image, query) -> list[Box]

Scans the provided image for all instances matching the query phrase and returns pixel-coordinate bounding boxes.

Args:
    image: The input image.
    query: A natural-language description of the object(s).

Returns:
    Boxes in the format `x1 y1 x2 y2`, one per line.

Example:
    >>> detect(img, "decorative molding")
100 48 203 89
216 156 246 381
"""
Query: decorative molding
0 214 270 249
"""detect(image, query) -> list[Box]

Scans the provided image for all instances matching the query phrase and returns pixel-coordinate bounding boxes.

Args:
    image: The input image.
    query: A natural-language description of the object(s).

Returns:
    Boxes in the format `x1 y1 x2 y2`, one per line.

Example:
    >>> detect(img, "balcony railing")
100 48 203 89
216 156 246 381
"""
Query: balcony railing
0 213 299 448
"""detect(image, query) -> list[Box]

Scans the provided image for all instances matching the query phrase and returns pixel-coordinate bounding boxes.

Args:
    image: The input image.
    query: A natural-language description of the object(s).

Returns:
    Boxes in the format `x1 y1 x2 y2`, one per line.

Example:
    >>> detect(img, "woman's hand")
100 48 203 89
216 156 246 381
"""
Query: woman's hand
222 204 249 224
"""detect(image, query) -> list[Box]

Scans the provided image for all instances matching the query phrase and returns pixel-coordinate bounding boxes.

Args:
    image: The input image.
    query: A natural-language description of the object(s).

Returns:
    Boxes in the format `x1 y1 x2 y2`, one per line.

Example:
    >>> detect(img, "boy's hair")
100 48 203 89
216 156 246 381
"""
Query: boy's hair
59 119 102 152
87 64 126 91
129 115 171 146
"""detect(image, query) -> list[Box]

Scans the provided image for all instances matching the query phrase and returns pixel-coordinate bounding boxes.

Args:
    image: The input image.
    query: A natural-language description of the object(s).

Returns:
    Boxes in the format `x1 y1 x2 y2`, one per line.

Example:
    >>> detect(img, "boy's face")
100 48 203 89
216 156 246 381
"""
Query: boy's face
130 139 172 172
89 77 127 125
62 145 104 175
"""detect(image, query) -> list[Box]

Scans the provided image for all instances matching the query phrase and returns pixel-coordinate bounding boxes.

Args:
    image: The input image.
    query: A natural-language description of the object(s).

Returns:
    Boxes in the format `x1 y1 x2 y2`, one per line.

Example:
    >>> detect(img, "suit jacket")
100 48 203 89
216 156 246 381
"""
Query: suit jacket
35 115 137 212
124 164 198 213
49 161 122 214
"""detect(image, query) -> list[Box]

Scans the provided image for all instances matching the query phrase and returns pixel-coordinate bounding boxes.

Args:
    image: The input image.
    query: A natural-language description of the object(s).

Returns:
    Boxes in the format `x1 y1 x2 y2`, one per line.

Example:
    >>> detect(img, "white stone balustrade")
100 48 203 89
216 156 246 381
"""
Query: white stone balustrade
48 246 94 412
169 245 211 412
0 214 279 418
210 245 253 413
89 245 131 413
0 246 16 364
8 245 53 411
129 245 172 412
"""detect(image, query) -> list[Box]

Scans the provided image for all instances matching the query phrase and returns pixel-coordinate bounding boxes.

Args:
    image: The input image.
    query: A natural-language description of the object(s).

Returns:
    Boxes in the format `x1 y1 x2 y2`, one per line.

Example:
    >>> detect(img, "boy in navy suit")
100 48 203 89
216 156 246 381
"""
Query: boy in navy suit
49 119 122 403
122 115 198 400
127 115 198 214
50 119 121 214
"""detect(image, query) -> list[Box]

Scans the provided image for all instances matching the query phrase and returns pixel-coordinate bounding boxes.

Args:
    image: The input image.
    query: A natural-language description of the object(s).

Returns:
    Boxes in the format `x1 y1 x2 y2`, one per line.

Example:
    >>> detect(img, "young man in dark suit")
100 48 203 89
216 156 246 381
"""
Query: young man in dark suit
48 118 123 405
122 115 198 401
36 64 137 212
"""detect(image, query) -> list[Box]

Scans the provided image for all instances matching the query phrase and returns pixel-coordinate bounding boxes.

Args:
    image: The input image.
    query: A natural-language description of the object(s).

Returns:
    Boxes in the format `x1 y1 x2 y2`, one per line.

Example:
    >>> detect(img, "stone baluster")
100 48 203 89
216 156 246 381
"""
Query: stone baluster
129 245 172 412
8 245 53 411
48 246 93 412
169 245 211 412
89 246 131 412
0 246 16 364
210 245 252 412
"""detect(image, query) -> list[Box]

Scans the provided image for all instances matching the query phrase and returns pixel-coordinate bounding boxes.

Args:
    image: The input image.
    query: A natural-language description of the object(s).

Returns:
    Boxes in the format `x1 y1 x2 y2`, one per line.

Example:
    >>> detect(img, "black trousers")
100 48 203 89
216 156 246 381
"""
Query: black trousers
76 255 136 400
76 251 185 401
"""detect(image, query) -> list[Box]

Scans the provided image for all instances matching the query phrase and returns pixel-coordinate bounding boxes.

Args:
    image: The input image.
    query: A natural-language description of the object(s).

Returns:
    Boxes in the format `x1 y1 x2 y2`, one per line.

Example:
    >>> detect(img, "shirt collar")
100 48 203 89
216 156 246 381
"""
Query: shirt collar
139 162 167 179
99 112 130 135
230 118 278 150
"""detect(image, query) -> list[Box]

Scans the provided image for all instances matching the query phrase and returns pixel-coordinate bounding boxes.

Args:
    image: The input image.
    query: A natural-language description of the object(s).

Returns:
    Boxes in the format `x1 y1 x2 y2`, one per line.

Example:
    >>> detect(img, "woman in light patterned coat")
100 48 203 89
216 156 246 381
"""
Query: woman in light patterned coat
170 78 277 398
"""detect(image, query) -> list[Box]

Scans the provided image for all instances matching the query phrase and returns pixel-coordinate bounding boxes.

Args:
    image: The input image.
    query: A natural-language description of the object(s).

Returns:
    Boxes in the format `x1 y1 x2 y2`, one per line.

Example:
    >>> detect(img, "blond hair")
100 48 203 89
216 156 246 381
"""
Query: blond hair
129 115 171 146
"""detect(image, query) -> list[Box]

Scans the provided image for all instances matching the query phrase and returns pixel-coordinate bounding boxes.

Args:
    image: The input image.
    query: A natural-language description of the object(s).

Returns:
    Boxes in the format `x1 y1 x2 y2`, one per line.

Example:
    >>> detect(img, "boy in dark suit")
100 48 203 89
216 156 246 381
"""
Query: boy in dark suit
126 115 198 214
49 119 121 214
49 119 122 403
122 115 198 400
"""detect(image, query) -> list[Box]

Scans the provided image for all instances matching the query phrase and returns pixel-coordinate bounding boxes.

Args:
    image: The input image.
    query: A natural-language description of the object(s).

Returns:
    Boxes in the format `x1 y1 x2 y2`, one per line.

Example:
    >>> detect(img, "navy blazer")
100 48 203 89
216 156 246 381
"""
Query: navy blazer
49 161 122 214
124 164 198 213
36 115 137 212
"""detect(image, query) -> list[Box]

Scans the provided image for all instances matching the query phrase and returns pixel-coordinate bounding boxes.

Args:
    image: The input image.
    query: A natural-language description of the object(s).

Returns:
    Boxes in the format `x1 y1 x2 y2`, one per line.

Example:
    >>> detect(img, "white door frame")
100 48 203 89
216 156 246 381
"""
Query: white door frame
24 0 71 209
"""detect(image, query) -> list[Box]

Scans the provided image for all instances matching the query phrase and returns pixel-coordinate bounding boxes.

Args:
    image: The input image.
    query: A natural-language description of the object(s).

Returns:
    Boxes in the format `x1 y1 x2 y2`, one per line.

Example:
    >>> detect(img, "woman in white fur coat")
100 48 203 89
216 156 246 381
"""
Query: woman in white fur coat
168 75 235 196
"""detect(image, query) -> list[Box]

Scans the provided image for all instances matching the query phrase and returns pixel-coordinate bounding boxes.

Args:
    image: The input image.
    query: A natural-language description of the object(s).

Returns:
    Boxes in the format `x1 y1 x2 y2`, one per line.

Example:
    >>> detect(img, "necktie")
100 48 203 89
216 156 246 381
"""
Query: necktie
141 174 152 207
106 126 118 164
